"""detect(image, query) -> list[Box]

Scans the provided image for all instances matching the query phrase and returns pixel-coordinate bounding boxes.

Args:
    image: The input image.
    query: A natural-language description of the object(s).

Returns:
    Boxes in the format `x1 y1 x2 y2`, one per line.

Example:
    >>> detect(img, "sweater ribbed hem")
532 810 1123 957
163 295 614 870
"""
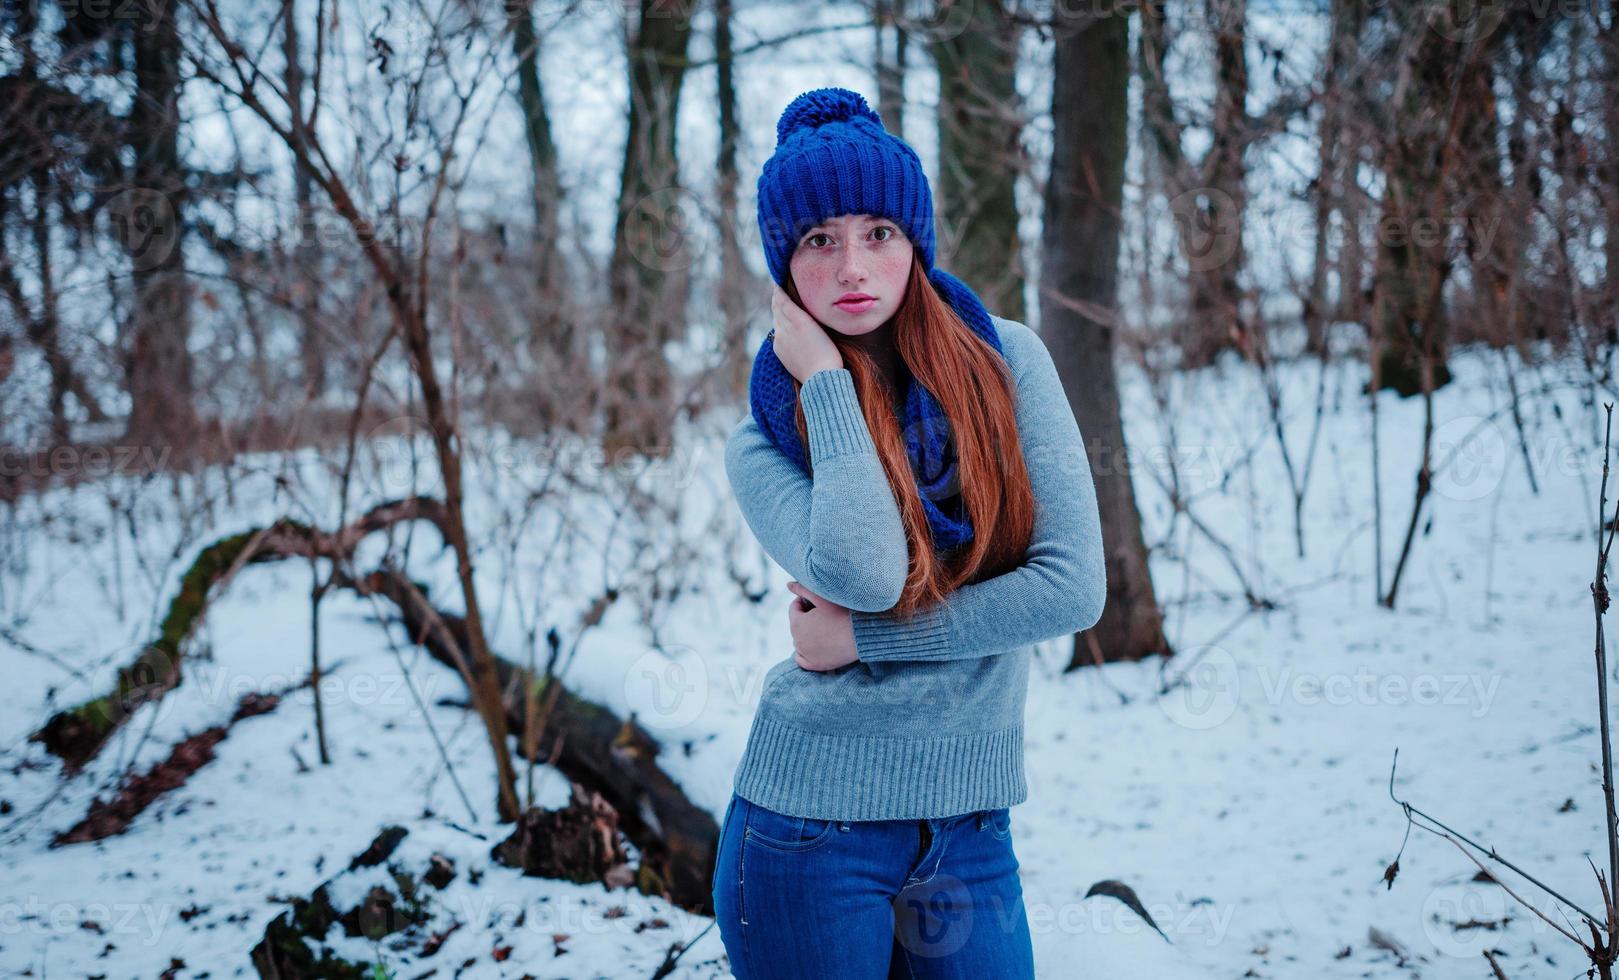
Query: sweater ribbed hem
799 368 873 461
731 714 1027 822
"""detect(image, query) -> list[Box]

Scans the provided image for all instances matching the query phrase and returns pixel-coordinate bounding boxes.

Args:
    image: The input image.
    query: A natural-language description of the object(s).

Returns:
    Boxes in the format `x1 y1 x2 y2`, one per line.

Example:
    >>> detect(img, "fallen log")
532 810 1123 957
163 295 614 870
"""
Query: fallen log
349 568 721 916
52 664 343 845
28 498 450 771
27 499 721 915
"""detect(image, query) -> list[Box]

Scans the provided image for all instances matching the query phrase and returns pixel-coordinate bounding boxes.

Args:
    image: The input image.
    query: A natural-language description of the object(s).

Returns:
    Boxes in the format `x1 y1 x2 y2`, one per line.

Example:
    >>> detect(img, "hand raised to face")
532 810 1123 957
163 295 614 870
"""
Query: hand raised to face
770 284 845 384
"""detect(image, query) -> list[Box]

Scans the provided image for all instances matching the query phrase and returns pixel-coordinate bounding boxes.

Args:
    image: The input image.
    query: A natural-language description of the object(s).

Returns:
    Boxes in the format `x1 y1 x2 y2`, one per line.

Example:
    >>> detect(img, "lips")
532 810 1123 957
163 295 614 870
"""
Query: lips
834 295 877 313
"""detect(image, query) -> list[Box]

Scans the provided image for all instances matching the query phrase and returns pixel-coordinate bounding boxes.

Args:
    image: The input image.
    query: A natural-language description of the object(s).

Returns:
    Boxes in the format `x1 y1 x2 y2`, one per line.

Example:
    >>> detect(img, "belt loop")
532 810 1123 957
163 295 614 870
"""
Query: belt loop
976 810 987 831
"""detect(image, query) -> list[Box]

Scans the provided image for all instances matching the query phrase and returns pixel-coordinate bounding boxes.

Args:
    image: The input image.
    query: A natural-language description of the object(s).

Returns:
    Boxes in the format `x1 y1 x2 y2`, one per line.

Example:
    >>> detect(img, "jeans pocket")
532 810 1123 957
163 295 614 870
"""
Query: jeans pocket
987 806 1012 840
743 799 839 852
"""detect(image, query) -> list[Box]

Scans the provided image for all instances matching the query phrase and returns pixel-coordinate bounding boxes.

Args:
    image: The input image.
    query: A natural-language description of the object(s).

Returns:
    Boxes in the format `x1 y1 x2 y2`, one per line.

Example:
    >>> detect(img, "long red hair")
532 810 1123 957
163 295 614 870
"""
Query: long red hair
785 252 1035 617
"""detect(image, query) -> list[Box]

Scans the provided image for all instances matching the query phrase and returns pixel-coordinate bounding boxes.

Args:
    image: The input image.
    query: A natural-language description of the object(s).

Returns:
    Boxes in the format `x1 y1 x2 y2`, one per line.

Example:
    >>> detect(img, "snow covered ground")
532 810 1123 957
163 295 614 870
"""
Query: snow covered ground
0 337 1610 978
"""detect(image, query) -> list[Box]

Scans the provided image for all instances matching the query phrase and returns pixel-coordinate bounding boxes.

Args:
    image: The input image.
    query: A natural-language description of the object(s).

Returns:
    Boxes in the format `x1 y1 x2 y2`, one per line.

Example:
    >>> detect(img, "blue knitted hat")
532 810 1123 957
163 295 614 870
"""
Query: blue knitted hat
748 87 1005 555
755 87 935 285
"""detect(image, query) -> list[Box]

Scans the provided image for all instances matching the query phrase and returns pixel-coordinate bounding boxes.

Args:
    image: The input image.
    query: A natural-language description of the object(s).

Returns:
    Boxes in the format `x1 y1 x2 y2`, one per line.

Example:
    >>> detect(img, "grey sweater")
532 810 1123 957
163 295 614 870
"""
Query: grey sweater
723 315 1107 821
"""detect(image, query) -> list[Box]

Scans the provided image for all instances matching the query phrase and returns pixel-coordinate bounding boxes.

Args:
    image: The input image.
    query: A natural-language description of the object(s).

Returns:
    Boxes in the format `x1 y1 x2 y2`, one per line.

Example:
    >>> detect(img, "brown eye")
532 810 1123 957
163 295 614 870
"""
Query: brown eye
871 226 894 241
805 232 831 248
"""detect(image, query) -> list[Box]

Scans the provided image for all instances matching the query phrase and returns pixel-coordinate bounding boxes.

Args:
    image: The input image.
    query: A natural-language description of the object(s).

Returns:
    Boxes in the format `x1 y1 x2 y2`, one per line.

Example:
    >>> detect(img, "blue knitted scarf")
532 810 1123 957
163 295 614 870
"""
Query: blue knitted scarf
747 268 1003 552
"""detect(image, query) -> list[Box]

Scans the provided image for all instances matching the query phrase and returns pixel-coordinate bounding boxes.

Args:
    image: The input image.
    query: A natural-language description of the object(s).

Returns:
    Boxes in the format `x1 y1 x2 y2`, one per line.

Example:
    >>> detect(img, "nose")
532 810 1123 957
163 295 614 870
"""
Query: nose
837 247 867 285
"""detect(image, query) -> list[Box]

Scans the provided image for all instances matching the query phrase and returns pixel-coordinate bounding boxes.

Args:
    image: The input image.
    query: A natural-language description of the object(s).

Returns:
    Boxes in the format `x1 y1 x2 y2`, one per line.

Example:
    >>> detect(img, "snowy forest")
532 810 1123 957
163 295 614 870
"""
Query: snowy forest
2 0 1618 976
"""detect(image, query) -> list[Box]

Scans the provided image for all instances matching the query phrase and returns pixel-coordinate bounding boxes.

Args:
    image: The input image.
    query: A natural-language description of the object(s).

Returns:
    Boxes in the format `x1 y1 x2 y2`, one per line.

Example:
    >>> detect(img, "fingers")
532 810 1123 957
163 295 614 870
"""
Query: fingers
772 288 811 332
786 582 820 618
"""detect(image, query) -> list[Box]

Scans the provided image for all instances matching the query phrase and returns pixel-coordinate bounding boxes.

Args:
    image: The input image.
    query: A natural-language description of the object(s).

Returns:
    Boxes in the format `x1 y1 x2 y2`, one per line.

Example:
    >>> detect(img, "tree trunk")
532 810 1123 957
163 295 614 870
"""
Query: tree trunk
1331 0 1371 330
931 0 1025 321
1138 0 1248 370
0 0 108 439
603 0 693 456
1497 12 1556 348
283 1 325 402
1601 0 1619 347
1044 4 1170 670
29 172 71 443
1 195 108 438
1370 0 1509 397
1189 0 1251 366
507 0 572 370
874 0 906 142
124 0 196 450
1308 0 1365 355
1453 27 1516 346
715 0 753 399
392 292 525 824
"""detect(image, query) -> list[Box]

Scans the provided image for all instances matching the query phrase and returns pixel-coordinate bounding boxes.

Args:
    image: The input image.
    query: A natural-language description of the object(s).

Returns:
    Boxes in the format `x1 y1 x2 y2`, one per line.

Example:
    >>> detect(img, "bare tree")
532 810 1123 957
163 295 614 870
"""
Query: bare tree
183 0 524 821
1138 0 1250 370
1363 0 1503 398
1307 0 1368 354
930 0 1027 321
715 0 754 398
283 0 326 401
1372 0 1511 606
506 0 572 362
1044 4 1171 669
0 19 113 444
1606 3 1619 357
874 0 907 142
124 0 197 450
603 0 695 456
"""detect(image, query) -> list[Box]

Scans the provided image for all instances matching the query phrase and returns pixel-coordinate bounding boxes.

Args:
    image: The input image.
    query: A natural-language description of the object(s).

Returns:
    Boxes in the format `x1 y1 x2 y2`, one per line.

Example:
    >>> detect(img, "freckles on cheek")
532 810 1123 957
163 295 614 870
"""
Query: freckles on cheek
796 263 834 307
885 255 911 287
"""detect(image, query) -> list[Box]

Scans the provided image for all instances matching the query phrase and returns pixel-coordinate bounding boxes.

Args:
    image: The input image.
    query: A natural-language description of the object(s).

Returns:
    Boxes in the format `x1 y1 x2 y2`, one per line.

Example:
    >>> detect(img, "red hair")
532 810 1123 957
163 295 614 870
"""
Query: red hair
785 252 1035 617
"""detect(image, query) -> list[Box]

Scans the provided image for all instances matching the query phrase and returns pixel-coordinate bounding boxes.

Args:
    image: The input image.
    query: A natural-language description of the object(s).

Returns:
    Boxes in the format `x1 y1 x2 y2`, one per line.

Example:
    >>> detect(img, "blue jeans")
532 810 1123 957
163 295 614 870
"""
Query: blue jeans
711 792 1036 979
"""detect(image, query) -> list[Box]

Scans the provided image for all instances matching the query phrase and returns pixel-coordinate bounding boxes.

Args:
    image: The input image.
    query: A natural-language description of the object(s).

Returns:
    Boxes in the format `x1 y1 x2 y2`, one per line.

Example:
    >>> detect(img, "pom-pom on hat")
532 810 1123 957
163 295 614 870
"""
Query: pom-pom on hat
755 87 936 286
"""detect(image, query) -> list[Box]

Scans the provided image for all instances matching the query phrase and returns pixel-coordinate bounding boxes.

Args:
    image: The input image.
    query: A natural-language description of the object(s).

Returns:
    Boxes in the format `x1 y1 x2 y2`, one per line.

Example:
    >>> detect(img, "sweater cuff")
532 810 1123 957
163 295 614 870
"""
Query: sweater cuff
850 604 952 662
800 368 874 462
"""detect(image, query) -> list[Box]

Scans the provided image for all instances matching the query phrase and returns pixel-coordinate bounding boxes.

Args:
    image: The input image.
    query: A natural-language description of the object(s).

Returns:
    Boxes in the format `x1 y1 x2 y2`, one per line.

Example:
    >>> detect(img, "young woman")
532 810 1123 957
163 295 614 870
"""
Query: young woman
713 87 1107 979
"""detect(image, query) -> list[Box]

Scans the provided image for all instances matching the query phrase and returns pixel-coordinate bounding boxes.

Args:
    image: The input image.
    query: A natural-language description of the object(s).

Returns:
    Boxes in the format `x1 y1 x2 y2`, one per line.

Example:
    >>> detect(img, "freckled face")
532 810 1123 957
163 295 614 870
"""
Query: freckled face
787 213 912 336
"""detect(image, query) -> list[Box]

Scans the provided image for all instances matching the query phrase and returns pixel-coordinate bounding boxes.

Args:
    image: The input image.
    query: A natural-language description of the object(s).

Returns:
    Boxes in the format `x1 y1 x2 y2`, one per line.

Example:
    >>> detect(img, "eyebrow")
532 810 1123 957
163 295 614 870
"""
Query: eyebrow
804 217 889 233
